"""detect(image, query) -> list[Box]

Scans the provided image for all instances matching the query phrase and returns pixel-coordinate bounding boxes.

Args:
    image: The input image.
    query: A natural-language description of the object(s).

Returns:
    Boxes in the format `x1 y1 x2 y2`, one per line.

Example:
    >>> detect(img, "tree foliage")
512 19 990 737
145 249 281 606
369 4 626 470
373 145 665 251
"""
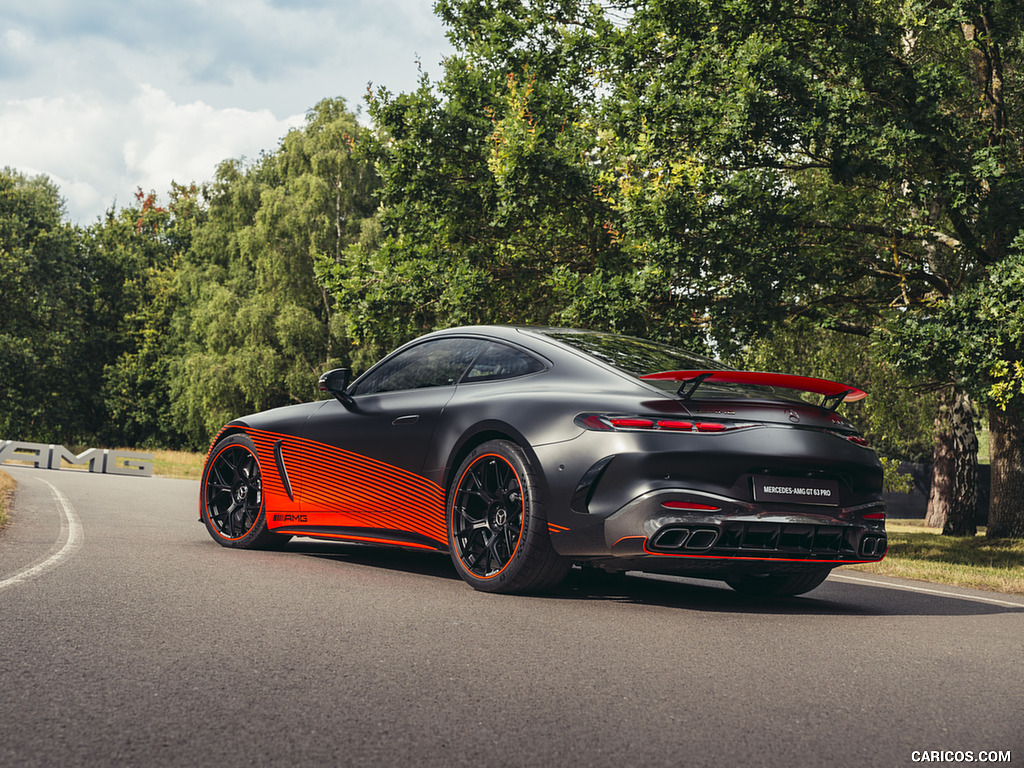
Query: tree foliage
169 99 378 447
313 10 687 365
0 169 126 443
587 0 1024 534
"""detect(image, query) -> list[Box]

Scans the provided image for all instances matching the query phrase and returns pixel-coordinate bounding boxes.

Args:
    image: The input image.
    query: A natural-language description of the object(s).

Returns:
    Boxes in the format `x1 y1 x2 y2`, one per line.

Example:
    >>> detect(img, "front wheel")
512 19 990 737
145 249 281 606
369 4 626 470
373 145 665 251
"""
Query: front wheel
724 569 831 597
200 433 286 549
447 440 569 594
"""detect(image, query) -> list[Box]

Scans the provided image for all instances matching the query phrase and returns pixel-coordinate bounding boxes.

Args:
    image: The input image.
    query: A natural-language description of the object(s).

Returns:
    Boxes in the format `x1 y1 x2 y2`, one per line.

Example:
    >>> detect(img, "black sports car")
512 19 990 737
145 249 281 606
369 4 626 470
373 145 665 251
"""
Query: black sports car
200 326 887 596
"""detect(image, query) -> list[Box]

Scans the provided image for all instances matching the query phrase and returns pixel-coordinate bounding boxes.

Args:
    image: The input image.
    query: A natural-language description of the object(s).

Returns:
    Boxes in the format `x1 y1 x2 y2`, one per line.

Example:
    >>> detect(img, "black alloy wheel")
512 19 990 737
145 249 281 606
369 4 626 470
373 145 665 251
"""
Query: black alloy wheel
452 451 525 578
201 433 282 549
448 440 569 594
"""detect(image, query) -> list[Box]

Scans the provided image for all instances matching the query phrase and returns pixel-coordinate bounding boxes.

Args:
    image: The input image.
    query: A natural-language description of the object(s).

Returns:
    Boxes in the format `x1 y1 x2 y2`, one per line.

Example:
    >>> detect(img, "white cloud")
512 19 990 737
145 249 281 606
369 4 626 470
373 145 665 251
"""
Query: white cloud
3 28 34 51
0 86 304 223
0 0 453 223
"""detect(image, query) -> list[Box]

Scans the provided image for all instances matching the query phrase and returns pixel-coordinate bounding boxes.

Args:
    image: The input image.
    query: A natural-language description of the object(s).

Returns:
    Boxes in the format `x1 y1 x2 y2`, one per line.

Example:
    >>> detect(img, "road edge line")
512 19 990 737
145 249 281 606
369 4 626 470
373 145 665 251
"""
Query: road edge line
0 477 84 592
830 572 1024 608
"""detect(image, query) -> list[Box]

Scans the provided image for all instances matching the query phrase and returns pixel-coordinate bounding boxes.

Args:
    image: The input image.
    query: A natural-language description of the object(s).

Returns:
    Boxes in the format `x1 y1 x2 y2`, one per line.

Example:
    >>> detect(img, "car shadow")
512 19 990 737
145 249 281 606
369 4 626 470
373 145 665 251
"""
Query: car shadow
561 568 1024 617
283 538 464 582
278 538 1024 618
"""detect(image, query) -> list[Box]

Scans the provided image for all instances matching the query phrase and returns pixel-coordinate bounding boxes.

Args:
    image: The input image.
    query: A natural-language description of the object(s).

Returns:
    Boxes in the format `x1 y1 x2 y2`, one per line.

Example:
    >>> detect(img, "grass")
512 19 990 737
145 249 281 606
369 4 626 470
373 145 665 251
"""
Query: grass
848 519 1024 595
149 449 205 480
0 469 13 529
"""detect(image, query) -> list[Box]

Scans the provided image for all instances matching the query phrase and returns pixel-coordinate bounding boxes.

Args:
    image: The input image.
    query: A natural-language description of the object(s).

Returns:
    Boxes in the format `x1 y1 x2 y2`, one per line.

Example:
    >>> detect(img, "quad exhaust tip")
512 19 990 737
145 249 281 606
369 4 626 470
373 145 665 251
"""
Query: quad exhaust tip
651 526 720 551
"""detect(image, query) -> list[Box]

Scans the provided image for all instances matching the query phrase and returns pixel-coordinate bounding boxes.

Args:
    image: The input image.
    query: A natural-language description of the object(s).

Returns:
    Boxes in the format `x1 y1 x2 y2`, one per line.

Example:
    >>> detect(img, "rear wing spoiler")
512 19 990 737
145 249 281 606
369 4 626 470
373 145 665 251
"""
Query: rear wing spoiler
639 370 867 410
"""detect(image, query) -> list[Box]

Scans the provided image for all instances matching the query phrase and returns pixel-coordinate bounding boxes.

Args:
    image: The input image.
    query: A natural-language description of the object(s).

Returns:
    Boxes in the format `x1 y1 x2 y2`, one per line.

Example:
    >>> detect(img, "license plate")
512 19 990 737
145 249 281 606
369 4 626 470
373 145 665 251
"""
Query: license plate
752 476 840 506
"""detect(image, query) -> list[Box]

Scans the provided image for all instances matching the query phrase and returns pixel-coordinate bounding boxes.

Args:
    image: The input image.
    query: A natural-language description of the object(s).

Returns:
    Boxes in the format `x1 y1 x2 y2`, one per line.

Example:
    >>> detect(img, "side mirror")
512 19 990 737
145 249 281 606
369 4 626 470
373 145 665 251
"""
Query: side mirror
318 368 357 410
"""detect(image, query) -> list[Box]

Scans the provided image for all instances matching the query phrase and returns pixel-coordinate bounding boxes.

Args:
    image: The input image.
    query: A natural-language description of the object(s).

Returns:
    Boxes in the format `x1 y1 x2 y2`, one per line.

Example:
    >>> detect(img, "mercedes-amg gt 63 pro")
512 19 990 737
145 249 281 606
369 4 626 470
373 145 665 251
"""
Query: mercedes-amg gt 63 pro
200 326 887 596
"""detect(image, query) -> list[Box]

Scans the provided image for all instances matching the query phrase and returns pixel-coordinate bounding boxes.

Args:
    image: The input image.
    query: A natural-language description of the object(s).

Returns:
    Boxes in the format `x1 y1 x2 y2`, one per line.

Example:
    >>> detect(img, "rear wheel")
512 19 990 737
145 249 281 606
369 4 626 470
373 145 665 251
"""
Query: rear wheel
447 440 569 594
724 569 831 597
201 433 286 549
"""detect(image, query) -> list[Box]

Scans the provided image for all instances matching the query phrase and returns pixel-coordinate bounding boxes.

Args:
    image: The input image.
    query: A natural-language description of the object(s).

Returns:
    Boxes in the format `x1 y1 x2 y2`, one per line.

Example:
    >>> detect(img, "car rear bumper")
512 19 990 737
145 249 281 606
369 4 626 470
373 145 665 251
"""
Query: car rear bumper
541 424 887 573
602 487 886 568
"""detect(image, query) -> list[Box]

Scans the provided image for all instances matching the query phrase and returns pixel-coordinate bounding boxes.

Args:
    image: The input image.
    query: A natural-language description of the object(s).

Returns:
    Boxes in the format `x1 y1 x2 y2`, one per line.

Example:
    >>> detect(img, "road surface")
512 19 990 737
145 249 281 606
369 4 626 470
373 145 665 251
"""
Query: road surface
2 466 1022 767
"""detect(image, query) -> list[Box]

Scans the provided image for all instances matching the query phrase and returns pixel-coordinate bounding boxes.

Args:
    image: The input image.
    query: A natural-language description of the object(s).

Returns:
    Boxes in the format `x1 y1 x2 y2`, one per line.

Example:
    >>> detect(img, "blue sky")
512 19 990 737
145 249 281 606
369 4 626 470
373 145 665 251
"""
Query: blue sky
0 0 454 223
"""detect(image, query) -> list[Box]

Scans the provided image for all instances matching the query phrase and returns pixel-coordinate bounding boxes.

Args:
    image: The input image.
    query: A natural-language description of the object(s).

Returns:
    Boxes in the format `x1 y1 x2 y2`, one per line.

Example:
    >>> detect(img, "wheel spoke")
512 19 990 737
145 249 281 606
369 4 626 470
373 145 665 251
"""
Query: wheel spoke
226 498 241 537
455 519 489 538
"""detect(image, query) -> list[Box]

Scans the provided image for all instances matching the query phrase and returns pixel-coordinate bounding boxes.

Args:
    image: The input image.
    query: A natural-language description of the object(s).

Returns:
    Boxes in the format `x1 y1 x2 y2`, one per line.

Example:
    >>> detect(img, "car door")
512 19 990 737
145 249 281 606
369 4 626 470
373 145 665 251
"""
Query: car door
297 337 486 543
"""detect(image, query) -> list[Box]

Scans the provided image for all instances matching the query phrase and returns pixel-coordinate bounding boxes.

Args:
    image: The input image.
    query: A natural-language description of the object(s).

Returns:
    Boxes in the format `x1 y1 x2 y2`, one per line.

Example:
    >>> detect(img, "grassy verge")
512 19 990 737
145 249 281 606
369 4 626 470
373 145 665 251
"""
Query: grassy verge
0 469 14 529
848 519 1024 595
149 449 205 480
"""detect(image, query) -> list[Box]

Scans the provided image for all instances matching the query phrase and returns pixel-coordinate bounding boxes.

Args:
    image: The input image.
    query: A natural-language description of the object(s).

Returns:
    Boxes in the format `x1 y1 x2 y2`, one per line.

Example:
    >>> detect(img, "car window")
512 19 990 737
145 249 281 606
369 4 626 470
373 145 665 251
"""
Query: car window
461 342 545 383
537 329 805 401
539 330 729 376
353 338 486 395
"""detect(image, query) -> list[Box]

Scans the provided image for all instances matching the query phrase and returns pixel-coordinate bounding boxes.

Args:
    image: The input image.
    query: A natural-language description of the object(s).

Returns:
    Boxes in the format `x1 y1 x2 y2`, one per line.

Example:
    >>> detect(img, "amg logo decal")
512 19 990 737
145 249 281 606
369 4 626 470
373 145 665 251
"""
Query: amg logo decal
273 514 308 523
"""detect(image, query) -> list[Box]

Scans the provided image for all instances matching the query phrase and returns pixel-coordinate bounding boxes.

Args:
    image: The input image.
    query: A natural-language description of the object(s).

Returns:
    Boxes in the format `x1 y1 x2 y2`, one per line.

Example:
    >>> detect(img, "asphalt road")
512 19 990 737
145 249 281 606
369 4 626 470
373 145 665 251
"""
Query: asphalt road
1 466 1022 768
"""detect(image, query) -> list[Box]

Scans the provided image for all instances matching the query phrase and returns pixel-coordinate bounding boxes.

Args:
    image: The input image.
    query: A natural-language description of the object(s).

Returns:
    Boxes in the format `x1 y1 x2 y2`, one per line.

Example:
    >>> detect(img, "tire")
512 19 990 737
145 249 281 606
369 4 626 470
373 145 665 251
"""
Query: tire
447 440 570 594
724 569 831 597
200 433 286 549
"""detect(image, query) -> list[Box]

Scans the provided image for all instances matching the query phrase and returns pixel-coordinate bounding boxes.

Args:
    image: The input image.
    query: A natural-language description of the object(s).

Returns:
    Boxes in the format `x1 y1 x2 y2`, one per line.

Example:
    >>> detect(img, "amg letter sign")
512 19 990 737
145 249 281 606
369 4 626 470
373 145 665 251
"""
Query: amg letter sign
0 441 153 477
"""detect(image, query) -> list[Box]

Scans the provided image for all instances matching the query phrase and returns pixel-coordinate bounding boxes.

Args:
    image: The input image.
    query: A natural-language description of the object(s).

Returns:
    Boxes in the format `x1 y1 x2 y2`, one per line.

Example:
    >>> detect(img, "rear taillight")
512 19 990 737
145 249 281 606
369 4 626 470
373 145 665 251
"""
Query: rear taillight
695 422 727 432
657 420 694 430
608 417 654 429
577 414 757 434
823 428 871 448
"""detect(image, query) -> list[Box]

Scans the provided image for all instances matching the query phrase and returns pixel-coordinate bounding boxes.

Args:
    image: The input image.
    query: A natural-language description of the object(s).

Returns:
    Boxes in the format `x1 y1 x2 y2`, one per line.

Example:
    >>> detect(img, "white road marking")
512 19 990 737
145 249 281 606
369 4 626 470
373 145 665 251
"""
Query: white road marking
0 477 84 592
830 573 1024 608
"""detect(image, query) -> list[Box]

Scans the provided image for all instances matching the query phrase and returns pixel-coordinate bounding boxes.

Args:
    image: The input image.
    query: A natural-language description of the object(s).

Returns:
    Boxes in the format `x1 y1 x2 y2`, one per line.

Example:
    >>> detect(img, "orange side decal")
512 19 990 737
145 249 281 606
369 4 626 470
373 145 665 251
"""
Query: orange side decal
244 428 448 545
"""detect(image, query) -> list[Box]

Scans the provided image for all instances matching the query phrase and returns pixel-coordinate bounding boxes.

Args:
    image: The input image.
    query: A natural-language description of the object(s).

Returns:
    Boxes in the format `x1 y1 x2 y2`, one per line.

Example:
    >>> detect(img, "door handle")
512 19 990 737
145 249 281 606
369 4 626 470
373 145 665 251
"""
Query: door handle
392 415 419 426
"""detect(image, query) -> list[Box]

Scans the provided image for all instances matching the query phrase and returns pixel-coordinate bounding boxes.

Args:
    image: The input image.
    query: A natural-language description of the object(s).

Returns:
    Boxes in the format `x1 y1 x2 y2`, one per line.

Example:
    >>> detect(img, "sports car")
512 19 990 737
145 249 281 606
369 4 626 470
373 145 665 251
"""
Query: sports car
199 326 887 596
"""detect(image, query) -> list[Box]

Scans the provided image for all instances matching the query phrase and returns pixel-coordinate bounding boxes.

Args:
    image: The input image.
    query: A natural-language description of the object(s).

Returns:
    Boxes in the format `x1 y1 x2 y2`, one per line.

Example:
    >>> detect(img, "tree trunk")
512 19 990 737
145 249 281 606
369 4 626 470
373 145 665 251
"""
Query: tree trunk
925 393 953 530
987 400 1024 539
925 387 978 535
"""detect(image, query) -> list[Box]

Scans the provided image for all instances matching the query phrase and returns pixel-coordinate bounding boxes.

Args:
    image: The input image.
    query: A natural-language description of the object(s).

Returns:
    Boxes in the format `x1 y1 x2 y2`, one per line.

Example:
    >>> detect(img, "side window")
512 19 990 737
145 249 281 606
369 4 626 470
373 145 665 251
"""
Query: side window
462 342 545 383
353 338 486 396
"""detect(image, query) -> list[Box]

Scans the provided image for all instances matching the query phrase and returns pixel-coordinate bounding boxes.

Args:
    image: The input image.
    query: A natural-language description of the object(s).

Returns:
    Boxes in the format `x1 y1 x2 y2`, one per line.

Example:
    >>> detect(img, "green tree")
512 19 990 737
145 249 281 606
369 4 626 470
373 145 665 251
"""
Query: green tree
314 6 691 366
171 99 377 447
885 249 1024 536
0 169 112 443
361 0 1023 536
93 184 200 448
590 0 1024 536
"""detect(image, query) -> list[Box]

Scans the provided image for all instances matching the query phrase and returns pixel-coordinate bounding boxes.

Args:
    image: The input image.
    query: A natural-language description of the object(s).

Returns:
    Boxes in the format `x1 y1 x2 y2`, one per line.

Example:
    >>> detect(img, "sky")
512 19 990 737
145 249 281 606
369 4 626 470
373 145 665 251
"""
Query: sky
0 0 454 224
